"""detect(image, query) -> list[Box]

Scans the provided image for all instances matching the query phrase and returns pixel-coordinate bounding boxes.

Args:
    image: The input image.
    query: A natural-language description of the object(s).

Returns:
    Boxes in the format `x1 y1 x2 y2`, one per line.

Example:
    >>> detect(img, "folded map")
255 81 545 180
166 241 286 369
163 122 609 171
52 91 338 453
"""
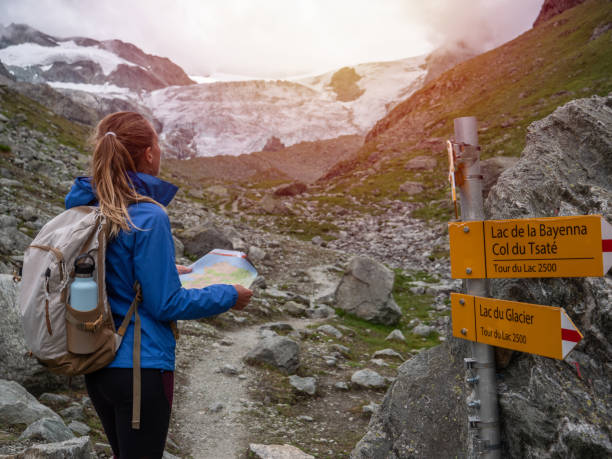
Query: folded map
179 249 258 289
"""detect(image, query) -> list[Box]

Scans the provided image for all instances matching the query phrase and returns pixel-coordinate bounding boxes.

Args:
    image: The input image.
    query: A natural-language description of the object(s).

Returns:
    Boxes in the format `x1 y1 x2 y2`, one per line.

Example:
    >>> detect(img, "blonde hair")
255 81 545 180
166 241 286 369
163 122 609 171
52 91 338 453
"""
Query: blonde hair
91 112 162 237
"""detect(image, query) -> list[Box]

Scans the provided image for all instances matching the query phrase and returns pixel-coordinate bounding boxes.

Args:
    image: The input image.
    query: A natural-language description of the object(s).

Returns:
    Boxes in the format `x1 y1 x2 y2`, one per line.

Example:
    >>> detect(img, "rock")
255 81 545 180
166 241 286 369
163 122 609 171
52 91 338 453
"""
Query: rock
283 300 307 317
362 402 380 415
39 393 72 405
311 235 324 246
249 443 314 459
289 375 317 395
248 245 267 262
412 324 434 337
260 322 294 333
180 223 233 257
533 0 586 27
331 344 351 358
482 95 612 457
480 156 519 199
220 364 240 376
405 155 436 171
0 379 62 425
385 329 406 342
372 349 404 360
334 256 402 325
248 276 265 292
590 21 612 41
209 402 225 413
59 404 85 422
17 436 94 458
306 305 335 319
244 335 300 374
0 178 22 187
68 420 91 436
334 382 350 391
0 218 32 254
172 235 184 258
317 324 343 339
351 369 388 389
19 416 74 442
205 185 230 198
261 136 286 152
274 181 307 197
260 194 291 215
370 359 389 367
297 415 314 422
399 181 424 195
351 341 469 458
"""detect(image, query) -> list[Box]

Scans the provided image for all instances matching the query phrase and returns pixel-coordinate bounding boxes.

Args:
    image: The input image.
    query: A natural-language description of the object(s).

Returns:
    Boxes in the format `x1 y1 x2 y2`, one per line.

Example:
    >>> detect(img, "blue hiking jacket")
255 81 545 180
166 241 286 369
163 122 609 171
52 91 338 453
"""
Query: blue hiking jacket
65 172 238 371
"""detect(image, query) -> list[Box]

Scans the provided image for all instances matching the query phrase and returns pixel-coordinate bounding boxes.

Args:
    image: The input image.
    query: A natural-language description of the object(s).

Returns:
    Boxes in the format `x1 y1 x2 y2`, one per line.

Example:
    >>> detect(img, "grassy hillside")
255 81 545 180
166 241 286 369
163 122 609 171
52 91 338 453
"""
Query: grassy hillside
320 0 612 222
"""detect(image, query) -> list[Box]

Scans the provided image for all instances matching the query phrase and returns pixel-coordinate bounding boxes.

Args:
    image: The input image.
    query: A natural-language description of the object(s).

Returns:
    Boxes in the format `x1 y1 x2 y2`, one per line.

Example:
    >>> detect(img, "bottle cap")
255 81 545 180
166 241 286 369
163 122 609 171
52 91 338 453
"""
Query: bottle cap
74 254 95 276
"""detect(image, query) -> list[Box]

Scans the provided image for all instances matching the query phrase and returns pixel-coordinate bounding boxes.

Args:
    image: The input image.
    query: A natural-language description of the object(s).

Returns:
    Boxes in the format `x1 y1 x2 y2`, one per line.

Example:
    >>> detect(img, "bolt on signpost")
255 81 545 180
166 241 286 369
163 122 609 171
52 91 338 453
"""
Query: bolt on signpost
448 117 501 458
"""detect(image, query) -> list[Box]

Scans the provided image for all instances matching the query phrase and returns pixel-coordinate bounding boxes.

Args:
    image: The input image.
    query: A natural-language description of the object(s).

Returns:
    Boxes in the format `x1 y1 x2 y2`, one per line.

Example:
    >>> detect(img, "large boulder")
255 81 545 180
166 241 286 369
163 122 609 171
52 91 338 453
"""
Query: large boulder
483 95 612 457
0 379 62 425
179 223 233 258
273 181 307 197
244 335 300 374
0 275 67 393
480 156 519 199
351 340 469 458
19 416 74 443
335 256 402 325
14 436 94 458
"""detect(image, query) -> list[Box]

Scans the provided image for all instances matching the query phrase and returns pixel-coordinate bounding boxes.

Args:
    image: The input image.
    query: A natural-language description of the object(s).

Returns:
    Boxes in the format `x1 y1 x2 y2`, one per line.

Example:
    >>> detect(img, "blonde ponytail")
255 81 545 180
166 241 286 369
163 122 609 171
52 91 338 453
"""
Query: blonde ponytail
91 112 163 237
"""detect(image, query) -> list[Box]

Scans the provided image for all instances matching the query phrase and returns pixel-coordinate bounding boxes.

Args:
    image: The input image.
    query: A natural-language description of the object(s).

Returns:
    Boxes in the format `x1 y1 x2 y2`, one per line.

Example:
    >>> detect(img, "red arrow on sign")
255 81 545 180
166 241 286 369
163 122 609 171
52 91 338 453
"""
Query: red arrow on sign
603 218 612 274
561 309 583 359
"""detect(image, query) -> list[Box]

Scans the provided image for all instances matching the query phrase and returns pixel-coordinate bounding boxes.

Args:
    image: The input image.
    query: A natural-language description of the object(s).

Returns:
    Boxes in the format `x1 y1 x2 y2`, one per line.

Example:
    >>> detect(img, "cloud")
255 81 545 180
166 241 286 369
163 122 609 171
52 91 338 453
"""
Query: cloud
0 0 543 77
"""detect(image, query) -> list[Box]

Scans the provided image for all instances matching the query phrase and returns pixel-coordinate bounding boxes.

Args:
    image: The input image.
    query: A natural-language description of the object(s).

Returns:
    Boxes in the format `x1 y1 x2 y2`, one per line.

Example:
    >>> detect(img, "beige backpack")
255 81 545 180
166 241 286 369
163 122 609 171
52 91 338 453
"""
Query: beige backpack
18 206 144 428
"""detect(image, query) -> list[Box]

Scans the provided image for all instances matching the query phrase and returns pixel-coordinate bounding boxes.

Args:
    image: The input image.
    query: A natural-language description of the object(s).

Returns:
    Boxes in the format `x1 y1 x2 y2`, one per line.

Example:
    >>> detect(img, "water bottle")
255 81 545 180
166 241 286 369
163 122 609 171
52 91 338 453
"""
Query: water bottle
70 254 98 312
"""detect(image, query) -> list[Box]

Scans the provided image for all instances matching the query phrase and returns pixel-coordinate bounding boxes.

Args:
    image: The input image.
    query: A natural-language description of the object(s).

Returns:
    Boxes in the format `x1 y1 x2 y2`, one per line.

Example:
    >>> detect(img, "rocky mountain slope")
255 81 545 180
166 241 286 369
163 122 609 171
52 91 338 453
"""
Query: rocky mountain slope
0 23 194 91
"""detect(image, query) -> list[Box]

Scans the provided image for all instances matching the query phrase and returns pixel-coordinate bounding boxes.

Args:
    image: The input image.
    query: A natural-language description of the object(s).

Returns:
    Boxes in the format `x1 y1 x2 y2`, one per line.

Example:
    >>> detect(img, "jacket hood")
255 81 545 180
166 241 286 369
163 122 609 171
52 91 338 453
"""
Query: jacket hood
65 172 178 209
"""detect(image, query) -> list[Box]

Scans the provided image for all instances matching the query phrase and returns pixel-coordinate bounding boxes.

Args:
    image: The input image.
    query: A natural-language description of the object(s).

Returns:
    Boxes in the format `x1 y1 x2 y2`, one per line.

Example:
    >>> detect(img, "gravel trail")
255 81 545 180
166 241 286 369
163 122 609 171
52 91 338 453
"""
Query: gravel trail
171 318 320 459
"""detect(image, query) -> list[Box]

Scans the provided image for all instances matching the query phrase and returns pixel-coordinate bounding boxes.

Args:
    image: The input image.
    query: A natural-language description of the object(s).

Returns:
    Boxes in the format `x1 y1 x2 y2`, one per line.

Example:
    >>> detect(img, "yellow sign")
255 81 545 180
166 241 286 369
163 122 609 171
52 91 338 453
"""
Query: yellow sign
451 293 582 360
449 215 609 278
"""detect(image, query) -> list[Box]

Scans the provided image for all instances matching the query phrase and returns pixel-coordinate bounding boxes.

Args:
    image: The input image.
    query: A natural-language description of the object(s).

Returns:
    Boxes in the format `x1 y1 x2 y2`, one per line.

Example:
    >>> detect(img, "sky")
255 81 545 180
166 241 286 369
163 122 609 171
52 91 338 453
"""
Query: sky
0 0 544 78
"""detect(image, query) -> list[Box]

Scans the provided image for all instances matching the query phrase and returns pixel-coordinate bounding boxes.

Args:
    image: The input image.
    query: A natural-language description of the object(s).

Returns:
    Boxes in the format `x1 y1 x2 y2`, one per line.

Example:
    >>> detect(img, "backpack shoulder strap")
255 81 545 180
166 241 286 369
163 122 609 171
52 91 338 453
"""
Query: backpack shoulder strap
116 282 143 430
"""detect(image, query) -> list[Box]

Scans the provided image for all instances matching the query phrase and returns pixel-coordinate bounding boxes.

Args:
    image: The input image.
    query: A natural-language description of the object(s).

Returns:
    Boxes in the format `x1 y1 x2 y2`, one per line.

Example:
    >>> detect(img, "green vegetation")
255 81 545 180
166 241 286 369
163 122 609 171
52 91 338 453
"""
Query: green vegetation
276 215 339 242
0 143 11 153
328 66 365 102
320 268 448 359
0 88 90 152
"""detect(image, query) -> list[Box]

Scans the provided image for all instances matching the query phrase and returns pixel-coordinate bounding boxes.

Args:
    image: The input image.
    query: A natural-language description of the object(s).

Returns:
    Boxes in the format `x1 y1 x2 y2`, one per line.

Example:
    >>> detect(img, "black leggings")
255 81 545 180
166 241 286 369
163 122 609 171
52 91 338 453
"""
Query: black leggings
85 367 174 459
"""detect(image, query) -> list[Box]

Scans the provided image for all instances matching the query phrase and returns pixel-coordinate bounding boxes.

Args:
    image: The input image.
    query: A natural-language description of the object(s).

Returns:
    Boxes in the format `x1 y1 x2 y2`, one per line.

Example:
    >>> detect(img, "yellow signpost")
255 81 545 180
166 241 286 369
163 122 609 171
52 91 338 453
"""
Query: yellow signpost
451 293 583 360
449 215 612 279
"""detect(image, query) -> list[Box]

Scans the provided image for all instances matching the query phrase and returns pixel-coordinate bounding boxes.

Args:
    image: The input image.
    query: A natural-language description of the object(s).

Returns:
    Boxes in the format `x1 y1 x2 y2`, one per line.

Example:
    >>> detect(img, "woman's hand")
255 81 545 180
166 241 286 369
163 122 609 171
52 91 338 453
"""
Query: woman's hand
232 284 253 310
176 265 192 275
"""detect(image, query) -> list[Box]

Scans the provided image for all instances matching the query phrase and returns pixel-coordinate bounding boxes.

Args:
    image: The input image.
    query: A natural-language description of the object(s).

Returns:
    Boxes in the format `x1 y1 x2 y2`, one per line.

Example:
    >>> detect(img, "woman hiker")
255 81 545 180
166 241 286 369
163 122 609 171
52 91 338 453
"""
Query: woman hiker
64 111 252 458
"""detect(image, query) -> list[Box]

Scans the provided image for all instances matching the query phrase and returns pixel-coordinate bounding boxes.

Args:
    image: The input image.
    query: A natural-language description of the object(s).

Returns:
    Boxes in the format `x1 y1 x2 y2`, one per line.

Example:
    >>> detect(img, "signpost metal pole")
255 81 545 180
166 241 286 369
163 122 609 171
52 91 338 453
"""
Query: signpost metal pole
454 117 501 457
